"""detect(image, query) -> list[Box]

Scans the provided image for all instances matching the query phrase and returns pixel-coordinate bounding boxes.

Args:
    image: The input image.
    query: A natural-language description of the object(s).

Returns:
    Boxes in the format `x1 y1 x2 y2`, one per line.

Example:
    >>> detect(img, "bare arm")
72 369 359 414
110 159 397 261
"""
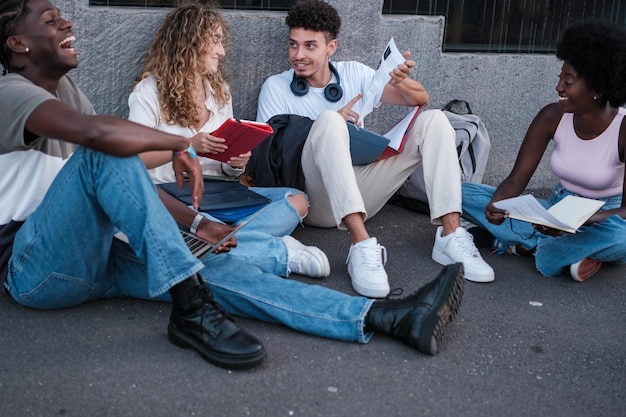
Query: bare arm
140 131 232 170
485 103 561 225
27 100 189 155
139 150 174 170
381 51 429 107
27 99 204 209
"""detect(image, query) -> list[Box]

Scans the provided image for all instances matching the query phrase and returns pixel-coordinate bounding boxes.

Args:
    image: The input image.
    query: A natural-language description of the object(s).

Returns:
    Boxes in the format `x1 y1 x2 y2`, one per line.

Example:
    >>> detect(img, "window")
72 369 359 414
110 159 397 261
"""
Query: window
383 0 626 53
89 0 297 10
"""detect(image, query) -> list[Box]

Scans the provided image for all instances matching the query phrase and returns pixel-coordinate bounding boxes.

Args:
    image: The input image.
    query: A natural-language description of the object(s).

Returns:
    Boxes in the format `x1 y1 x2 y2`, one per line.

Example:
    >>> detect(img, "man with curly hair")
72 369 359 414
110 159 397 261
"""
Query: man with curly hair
256 0 494 298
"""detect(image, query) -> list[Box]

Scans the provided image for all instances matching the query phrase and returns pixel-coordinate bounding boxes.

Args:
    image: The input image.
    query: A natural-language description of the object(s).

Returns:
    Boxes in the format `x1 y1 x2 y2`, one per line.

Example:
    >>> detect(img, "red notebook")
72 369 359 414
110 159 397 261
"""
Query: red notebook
199 119 273 162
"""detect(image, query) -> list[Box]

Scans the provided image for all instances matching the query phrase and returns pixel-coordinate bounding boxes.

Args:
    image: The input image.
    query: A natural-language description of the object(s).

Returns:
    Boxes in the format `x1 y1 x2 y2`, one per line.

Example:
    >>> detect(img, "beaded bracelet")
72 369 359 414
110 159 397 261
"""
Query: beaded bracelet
173 142 197 159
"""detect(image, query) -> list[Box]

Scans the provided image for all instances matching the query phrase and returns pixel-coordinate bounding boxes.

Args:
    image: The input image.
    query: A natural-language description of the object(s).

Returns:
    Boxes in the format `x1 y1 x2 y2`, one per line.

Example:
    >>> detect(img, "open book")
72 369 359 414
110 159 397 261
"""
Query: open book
379 105 423 159
493 194 605 233
348 37 423 164
360 37 406 116
199 119 273 162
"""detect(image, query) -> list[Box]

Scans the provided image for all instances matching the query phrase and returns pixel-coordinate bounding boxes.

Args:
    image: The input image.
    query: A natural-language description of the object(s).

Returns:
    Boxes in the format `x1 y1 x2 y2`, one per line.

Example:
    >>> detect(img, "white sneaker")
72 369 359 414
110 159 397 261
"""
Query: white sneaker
283 236 330 278
431 226 495 283
346 237 390 298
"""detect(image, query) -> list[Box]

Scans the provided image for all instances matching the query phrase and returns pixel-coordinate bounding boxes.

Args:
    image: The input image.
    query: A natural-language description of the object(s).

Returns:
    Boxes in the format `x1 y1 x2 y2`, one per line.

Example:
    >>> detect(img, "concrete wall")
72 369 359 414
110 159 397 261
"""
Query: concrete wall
60 0 561 189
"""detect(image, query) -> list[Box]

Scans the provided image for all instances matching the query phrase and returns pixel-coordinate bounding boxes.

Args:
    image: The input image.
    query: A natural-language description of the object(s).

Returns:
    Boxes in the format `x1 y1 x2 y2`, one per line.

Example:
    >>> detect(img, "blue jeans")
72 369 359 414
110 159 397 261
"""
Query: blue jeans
6 148 374 343
201 252 373 343
198 186 304 277
102 244 374 343
462 182 626 276
5 147 204 309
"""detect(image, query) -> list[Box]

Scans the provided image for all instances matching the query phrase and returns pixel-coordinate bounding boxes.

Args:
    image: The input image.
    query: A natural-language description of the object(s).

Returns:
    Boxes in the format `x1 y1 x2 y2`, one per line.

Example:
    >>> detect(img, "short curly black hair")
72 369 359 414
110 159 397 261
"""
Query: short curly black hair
0 0 29 75
285 0 341 41
556 19 626 107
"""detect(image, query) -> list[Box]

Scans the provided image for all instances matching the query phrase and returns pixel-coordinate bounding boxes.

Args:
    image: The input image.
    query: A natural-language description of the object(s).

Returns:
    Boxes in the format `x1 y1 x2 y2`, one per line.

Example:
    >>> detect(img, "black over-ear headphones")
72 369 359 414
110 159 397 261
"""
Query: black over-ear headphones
290 62 343 102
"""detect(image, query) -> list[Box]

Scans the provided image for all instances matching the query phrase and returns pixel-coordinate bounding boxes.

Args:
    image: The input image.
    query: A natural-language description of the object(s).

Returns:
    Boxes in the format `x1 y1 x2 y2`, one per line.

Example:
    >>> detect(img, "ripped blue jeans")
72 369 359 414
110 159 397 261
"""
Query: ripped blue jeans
198 186 305 277
461 182 626 276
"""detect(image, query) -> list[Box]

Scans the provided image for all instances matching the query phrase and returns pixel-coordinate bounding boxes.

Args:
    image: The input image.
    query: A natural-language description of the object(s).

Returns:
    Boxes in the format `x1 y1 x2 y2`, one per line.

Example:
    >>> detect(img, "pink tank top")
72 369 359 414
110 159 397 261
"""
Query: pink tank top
550 108 625 198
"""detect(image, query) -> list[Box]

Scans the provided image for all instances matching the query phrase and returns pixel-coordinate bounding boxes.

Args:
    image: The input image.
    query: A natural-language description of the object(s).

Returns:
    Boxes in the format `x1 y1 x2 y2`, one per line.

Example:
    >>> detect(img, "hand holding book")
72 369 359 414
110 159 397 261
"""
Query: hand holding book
493 194 605 234
197 119 273 163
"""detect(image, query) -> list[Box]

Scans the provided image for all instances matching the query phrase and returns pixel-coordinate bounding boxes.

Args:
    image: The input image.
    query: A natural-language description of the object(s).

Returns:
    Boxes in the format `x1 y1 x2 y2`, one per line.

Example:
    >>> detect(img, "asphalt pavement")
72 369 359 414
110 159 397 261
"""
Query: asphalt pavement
1 202 624 417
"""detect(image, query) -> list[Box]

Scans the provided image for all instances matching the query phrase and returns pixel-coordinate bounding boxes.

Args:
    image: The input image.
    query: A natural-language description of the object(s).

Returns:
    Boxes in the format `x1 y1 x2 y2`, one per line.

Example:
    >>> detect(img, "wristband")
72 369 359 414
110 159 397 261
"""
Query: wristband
190 213 204 235
174 142 197 159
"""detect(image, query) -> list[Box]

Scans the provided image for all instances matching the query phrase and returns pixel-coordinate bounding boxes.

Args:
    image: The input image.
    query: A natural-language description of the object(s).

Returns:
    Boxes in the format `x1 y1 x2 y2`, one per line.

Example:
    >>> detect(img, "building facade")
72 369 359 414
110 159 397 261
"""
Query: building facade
58 0 562 188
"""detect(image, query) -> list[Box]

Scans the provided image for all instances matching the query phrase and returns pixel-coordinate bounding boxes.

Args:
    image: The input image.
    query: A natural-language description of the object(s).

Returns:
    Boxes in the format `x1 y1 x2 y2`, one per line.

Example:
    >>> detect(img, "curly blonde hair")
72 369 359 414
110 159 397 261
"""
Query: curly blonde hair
137 2 231 128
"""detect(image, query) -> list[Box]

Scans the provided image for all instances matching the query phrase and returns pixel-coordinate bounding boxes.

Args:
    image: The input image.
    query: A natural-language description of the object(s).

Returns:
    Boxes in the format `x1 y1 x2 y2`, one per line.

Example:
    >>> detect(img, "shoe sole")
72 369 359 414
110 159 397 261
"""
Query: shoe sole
168 323 266 370
417 263 465 355
431 250 494 283
570 259 602 282
350 277 390 298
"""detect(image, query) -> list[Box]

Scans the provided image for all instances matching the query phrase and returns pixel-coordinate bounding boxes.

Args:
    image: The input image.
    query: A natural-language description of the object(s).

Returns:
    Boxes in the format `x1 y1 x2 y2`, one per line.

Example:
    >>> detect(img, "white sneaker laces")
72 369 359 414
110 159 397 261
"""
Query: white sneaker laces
347 242 387 271
453 231 481 258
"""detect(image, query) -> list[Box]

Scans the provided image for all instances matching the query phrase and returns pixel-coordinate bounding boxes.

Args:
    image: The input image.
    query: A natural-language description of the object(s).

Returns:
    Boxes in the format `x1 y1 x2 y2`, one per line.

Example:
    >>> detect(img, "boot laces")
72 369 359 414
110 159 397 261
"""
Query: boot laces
197 285 231 328
384 287 405 299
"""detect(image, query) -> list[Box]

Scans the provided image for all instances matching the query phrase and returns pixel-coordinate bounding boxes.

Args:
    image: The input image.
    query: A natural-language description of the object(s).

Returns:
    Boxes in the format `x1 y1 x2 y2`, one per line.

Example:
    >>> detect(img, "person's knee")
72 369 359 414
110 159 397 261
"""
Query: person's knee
419 108 447 126
431 110 455 136
411 109 455 150
287 192 309 218
317 109 343 124
307 110 348 151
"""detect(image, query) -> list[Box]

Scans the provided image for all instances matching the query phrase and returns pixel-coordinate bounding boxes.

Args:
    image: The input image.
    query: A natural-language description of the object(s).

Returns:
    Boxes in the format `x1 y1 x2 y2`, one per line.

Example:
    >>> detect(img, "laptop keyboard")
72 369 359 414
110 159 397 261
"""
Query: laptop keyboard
180 230 214 258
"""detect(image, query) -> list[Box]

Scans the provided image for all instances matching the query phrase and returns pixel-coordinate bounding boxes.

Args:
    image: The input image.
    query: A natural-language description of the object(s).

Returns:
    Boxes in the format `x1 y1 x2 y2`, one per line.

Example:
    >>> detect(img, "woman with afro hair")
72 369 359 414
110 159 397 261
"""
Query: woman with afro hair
461 19 626 282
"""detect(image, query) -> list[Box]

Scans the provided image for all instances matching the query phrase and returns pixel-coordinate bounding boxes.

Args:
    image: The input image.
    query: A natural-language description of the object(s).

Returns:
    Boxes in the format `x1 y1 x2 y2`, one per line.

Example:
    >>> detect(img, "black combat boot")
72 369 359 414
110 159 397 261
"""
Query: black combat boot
168 274 266 369
365 263 464 355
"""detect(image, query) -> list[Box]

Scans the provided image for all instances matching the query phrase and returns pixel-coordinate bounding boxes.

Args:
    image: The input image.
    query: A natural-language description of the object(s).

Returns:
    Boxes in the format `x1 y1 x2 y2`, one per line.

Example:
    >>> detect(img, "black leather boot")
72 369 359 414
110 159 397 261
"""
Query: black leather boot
168 274 266 369
366 263 464 355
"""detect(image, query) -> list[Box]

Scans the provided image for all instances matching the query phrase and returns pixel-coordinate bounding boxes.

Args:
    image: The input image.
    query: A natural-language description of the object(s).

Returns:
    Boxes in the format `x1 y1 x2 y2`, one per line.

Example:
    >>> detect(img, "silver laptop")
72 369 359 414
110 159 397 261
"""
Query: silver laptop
114 204 269 258
180 204 269 258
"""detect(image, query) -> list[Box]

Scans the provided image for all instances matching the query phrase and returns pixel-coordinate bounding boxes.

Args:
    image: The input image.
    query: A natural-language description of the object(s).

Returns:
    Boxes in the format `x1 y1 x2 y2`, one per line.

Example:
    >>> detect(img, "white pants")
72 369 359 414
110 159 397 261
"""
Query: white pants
301 109 461 229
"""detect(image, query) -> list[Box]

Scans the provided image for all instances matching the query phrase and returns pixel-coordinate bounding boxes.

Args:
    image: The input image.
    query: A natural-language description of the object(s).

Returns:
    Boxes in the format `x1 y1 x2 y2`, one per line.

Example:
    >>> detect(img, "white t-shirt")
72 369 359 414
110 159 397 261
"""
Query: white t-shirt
256 61 382 126
128 76 243 184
